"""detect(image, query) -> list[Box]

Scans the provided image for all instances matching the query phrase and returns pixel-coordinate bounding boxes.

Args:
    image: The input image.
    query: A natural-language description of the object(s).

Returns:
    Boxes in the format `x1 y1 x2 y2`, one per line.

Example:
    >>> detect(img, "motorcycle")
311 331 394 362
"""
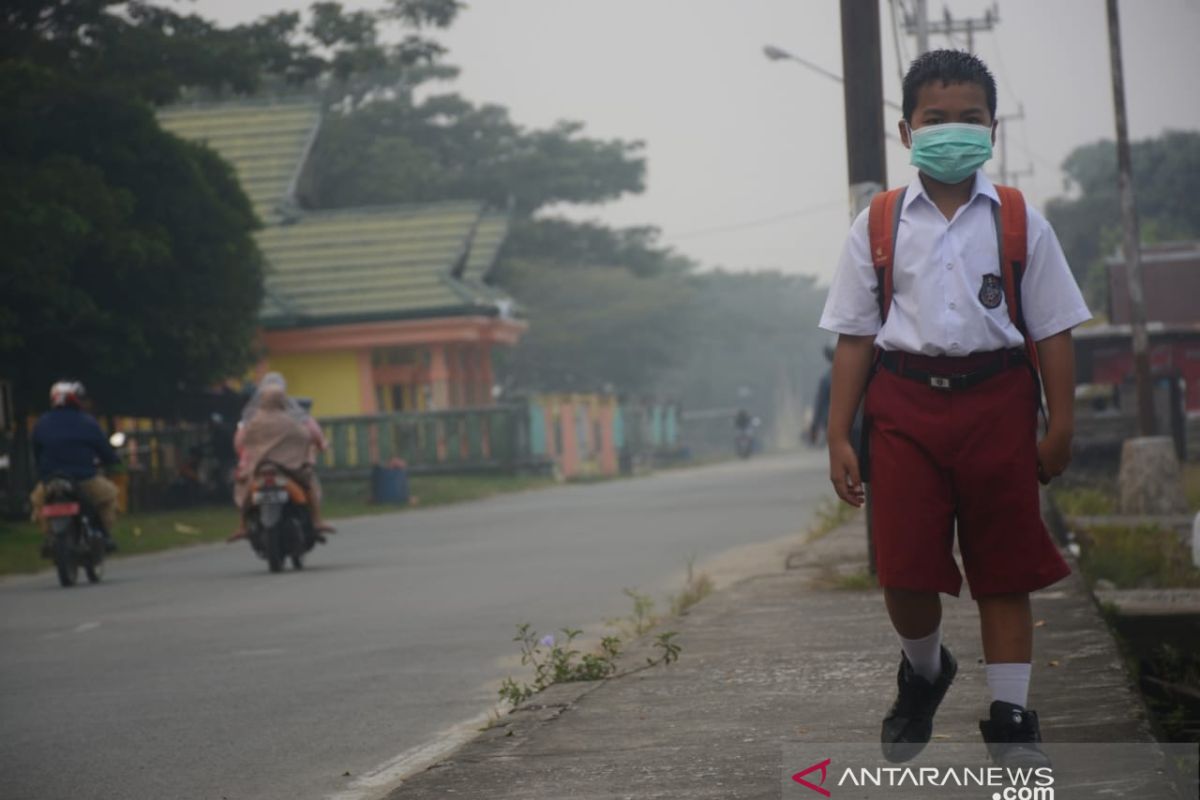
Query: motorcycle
735 417 761 459
40 476 106 587
244 462 319 573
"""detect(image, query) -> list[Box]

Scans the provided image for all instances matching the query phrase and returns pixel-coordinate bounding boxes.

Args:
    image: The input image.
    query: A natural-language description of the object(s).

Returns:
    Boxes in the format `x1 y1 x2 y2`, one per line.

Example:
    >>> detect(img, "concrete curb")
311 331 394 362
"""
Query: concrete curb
380 516 1166 799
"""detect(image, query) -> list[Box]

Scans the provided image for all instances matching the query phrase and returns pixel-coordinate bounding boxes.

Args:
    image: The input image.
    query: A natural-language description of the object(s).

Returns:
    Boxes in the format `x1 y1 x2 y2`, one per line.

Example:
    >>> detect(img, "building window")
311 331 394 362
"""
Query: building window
391 385 408 411
373 347 418 367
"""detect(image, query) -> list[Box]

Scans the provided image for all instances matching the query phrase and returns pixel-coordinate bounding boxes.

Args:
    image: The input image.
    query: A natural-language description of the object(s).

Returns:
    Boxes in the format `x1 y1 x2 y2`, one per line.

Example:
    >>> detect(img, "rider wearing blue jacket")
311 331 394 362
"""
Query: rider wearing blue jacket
30 381 120 549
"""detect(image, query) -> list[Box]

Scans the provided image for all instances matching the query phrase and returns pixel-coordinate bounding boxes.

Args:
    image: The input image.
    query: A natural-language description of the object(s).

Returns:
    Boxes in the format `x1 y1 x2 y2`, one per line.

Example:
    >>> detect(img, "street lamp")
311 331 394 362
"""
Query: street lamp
763 43 903 114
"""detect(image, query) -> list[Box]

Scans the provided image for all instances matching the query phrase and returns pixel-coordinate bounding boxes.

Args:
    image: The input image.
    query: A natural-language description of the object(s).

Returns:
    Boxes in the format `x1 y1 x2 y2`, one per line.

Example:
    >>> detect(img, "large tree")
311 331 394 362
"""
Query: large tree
496 260 694 394
1 0 467 417
0 0 465 103
306 92 645 215
0 62 262 415
1045 130 1200 307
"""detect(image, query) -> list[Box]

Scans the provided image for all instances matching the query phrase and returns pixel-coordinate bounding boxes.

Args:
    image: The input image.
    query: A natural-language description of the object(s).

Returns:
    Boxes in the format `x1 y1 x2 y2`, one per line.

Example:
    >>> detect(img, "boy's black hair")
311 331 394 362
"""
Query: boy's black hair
901 49 997 122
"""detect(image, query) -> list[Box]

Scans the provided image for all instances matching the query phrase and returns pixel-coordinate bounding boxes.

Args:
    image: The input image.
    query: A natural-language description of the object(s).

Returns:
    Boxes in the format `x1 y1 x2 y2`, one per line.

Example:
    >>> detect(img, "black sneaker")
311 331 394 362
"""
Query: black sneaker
979 700 1052 768
881 646 957 763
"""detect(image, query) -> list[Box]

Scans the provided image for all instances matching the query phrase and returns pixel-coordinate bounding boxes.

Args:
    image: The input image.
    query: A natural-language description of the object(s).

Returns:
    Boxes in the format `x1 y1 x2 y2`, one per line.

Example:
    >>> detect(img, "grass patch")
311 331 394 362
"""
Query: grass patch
810 563 877 591
1184 462 1200 512
669 555 715 616
805 497 859 543
606 588 660 639
0 472 556 577
831 568 877 591
0 505 239 576
1051 485 1117 516
1076 523 1200 589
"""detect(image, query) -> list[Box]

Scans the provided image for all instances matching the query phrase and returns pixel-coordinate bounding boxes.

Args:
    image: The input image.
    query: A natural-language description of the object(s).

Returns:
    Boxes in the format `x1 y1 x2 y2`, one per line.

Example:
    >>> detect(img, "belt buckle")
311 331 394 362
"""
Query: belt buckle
929 375 951 390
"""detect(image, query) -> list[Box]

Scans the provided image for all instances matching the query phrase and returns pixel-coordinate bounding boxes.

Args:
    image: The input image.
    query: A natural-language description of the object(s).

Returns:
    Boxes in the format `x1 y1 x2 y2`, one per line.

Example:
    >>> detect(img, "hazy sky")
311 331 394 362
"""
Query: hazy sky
197 0 1200 283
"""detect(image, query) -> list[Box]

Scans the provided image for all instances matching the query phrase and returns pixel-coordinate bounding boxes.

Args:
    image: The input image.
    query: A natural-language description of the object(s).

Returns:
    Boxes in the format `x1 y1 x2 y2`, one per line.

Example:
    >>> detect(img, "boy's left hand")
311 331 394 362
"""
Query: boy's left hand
1036 428 1072 484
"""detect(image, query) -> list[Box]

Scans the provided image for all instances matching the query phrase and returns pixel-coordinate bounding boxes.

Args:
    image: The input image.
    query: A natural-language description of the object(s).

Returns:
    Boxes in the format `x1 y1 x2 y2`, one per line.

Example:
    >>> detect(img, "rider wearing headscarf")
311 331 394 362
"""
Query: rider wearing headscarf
230 374 332 538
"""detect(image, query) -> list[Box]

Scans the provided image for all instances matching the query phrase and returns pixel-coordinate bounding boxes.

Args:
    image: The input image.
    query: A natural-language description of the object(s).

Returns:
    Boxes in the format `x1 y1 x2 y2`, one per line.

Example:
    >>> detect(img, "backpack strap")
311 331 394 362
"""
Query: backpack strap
868 187 907 324
993 184 1047 425
992 185 1036 362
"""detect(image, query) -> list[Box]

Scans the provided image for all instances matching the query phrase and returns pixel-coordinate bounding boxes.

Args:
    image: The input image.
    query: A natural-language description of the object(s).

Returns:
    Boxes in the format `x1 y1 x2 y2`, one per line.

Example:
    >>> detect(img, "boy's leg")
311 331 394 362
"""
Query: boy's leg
866 370 962 762
885 587 943 681
978 591 1034 711
977 590 1046 766
951 368 1061 767
879 586 958 763
978 591 1032 663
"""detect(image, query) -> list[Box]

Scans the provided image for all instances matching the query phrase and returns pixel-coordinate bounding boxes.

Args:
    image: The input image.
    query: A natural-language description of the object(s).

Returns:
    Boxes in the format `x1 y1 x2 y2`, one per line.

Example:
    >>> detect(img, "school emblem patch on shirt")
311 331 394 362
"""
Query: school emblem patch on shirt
978 274 1003 309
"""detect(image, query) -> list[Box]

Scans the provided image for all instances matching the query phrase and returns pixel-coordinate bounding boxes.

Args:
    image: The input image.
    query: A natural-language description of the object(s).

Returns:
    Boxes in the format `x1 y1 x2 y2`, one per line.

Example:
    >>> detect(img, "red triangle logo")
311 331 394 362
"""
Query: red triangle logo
791 758 832 797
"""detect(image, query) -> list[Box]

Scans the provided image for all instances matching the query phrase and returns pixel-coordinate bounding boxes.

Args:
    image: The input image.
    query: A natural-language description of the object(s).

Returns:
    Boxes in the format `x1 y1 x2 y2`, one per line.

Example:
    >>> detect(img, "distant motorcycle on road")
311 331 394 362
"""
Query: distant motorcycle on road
40 476 106 588
244 461 321 573
735 417 761 460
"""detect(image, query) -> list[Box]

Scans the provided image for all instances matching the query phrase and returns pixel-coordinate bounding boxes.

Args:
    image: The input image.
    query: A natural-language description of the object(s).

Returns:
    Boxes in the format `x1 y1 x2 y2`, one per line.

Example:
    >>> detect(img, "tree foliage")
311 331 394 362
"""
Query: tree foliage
658 271 829 414
0 0 465 104
0 63 263 414
497 261 694 394
501 218 694 279
306 93 645 214
1045 130 1200 305
1 1 468 415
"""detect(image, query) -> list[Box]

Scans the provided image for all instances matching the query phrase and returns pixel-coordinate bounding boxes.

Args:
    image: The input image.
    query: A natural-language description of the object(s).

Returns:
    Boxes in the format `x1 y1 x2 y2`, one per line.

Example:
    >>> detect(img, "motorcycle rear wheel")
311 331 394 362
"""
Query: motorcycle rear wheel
289 517 306 570
54 535 78 588
265 526 285 573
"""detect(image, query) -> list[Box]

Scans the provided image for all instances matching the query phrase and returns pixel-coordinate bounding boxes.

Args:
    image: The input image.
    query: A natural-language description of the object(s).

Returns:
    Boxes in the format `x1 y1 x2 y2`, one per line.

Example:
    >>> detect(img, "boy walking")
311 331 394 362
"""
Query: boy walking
818 51 1090 767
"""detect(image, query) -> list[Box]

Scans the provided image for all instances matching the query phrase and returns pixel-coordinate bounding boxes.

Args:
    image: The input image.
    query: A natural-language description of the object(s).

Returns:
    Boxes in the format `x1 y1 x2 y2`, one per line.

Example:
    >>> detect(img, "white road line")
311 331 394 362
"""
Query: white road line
230 648 286 657
72 622 101 634
323 704 506 800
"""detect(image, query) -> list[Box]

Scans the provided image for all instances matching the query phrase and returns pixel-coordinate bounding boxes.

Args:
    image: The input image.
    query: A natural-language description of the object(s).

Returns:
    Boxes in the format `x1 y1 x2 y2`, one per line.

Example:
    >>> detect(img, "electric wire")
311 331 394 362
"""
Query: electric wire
670 201 845 241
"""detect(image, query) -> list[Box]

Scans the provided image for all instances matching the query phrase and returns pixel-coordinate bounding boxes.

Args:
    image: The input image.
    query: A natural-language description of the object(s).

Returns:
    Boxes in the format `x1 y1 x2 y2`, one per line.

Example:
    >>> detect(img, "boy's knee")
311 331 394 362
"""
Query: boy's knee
884 586 941 604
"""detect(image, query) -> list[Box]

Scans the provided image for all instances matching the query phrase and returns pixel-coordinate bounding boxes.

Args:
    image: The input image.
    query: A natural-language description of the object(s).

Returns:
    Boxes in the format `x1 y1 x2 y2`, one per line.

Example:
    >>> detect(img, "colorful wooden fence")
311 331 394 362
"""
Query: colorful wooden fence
317 405 535 474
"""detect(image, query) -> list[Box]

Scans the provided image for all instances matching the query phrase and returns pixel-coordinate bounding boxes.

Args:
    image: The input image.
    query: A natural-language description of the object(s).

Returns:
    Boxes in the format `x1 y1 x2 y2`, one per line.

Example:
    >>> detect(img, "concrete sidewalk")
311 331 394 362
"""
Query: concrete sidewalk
385 517 1180 799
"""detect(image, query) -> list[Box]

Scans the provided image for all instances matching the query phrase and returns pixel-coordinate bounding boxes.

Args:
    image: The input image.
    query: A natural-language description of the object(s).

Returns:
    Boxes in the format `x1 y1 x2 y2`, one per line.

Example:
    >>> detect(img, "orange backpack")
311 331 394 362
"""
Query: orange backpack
866 183 1040 376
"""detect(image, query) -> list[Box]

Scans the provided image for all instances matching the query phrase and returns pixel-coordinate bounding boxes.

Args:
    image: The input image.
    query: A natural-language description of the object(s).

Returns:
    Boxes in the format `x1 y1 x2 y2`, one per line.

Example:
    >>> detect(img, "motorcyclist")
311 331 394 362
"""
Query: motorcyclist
229 374 332 541
809 342 861 449
734 407 759 457
29 381 121 551
808 344 835 445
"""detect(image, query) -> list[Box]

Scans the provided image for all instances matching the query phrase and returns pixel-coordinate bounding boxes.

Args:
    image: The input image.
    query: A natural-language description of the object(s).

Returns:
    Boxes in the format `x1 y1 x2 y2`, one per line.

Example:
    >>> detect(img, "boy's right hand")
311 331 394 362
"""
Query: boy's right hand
828 438 865 507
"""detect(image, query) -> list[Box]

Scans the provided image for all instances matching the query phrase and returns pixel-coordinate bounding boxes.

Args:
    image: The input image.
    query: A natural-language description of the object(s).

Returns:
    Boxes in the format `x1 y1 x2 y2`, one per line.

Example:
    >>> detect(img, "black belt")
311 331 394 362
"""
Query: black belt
878 349 1026 392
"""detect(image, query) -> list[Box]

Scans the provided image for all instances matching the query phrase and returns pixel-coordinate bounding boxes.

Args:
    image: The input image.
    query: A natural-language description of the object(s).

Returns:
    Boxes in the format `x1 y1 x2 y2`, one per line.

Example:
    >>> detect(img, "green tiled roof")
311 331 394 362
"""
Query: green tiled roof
159 100 320 223
257 202 511 327
160 99 514 329
461 211 509 283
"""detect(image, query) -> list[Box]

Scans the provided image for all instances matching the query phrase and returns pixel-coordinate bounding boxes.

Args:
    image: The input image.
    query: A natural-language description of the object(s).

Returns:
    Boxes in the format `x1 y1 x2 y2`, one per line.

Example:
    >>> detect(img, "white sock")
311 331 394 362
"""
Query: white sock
899 626 943 682
986 662 1032 708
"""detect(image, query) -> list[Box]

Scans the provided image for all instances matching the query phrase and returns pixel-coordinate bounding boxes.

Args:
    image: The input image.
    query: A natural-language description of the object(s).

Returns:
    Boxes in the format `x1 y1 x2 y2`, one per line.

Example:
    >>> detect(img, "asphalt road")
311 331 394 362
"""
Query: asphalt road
0 451 830 800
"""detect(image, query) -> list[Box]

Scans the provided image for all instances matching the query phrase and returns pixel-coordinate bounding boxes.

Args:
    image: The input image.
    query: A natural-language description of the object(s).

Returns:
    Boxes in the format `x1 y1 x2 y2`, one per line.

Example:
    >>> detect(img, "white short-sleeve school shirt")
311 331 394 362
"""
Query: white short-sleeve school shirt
818 170 1091 355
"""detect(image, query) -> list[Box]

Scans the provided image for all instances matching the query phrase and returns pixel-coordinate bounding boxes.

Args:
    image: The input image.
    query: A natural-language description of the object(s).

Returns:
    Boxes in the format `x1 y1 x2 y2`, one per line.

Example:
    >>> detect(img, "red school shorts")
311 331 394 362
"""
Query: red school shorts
864 352 1071 598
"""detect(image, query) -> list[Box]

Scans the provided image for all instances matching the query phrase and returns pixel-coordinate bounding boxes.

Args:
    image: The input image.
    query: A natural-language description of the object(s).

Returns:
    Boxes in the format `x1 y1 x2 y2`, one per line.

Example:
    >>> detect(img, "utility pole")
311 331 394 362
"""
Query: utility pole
996 105 1025 185
902 2 998 54
840 0 888 218
913 0 929 54
1105 0 1155 436
840 0 888 573
1007 164 1034 190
